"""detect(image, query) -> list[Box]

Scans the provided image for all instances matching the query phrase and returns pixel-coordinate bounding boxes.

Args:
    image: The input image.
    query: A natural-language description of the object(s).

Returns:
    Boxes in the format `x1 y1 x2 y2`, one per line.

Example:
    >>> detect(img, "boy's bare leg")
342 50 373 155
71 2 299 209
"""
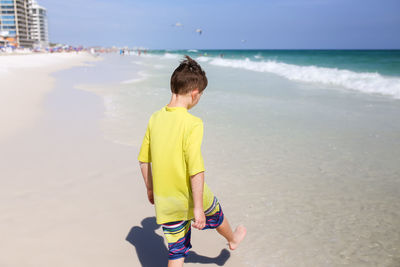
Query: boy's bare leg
168 258 184 267
216 217 247 250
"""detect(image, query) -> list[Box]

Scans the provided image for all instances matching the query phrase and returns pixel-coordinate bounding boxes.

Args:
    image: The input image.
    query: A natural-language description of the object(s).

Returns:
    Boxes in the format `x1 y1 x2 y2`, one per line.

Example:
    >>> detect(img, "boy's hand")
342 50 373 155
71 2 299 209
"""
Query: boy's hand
147 189 154 205
192 208 205 230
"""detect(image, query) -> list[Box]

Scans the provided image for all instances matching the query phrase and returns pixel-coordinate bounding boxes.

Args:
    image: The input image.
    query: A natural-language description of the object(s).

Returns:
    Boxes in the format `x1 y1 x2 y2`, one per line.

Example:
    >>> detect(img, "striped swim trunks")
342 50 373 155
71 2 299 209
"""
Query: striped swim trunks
161 197 224 260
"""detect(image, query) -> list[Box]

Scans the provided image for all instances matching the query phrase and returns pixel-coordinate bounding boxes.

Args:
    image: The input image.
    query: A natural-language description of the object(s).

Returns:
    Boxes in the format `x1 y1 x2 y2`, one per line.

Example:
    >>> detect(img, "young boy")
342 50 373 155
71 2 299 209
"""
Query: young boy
138 55 246 267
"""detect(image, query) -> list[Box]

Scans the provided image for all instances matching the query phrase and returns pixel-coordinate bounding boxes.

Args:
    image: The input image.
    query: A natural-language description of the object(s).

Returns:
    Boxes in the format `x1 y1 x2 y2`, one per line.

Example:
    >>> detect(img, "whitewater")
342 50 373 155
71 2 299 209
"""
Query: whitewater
207 57 400 99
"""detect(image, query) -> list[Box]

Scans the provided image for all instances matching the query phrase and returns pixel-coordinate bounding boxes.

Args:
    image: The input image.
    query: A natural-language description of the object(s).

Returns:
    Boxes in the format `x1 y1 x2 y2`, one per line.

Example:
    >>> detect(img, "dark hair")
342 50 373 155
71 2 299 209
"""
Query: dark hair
170 55 208 95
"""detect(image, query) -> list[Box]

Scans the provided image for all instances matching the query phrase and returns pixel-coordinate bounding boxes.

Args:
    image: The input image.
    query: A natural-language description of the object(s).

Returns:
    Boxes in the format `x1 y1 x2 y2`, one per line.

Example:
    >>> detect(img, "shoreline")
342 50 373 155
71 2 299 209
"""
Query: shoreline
0 56 148 267
73 53 400 266
0 54 244 266
2 52 398 266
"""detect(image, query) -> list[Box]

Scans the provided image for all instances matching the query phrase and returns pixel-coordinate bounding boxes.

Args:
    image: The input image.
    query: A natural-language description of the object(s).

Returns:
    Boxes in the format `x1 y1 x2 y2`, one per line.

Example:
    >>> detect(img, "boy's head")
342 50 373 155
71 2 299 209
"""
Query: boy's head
170 55 208 96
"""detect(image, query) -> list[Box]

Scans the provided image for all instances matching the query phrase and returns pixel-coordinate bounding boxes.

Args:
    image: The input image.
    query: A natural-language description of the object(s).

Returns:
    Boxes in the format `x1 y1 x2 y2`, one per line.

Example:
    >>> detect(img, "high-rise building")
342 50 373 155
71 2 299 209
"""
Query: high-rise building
29 0 48 47
0 0 34 47
0 0 48 48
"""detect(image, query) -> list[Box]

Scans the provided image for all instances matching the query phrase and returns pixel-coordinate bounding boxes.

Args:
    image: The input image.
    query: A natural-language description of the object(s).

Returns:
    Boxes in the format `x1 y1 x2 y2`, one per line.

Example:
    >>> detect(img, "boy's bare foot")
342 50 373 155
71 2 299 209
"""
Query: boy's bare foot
228 225 247 250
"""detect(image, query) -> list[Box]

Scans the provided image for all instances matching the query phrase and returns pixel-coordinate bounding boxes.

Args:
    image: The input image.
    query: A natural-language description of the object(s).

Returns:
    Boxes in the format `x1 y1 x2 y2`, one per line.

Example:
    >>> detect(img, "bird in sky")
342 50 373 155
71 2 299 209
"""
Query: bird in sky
173 22 183 27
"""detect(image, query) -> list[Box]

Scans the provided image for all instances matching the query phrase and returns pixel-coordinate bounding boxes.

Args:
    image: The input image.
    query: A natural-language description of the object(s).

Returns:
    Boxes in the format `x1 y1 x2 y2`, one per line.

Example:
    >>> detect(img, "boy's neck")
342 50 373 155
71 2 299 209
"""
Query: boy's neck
167 93 191 109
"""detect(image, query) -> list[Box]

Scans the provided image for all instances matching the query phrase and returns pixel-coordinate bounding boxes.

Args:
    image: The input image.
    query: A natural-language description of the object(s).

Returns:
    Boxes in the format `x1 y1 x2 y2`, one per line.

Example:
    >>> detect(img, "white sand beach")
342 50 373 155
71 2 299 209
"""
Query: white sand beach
0 54 243 267
0 53 99 141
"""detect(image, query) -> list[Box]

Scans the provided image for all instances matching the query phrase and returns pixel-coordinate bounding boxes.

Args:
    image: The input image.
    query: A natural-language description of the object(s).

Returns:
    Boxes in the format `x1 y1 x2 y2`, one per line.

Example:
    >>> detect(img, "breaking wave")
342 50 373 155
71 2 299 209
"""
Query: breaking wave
209 58 400 99
163 53 180 59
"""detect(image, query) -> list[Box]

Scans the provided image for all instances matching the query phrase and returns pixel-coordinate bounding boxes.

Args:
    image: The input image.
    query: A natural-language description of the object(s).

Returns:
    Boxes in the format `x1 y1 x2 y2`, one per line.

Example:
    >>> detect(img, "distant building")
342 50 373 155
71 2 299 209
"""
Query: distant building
0 0 48 48
29 0 48 47
0 0 33 47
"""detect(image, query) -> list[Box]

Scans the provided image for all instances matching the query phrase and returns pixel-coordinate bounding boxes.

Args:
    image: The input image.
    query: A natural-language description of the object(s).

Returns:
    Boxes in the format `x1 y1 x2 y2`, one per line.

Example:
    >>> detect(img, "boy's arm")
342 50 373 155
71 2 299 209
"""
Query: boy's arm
191 171 206 229
139 161 154 205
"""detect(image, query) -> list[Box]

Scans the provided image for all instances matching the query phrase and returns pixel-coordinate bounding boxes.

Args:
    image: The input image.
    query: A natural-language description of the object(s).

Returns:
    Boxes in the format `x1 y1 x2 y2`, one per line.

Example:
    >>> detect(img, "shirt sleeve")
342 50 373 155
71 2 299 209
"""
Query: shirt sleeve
138 123 151 163
185 120 205 176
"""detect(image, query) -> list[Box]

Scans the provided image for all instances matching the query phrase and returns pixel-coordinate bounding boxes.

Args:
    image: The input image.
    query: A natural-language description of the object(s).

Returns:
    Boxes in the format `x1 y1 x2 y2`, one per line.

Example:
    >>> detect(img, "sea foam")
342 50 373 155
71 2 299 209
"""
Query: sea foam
120 71 149 84
209 58 400 99
196 56 211 62
163 53 180 59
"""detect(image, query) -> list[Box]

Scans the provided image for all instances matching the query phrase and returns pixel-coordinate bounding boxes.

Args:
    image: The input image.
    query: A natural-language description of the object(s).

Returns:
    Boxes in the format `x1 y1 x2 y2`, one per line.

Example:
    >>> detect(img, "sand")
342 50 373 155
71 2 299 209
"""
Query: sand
0 54 245 266
0 53 99 142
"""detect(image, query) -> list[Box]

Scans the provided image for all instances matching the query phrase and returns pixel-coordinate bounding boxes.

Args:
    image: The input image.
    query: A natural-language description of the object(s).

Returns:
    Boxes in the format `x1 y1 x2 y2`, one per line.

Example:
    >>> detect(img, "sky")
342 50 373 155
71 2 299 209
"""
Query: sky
39 0 400 49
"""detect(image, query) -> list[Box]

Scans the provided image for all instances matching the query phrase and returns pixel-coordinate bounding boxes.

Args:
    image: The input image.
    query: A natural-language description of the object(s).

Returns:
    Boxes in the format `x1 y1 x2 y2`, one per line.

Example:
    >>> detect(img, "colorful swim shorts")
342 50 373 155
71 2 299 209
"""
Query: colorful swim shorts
161 197 224 260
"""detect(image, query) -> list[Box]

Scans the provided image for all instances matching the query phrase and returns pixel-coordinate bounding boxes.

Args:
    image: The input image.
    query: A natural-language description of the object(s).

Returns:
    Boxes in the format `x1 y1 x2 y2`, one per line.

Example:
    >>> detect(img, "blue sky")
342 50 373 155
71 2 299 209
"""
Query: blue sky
39 0 400 49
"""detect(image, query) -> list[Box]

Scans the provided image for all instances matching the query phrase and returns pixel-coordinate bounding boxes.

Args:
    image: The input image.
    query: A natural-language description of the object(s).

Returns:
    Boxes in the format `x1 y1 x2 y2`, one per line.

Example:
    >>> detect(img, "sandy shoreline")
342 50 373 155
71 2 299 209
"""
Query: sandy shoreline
5 52 399 266
0 54 244 266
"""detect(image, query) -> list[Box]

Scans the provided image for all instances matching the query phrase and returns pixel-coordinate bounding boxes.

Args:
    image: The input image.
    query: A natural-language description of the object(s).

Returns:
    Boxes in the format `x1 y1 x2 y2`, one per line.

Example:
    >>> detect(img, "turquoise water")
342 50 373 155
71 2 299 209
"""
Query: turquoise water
150 49 400 77
142 49 400 99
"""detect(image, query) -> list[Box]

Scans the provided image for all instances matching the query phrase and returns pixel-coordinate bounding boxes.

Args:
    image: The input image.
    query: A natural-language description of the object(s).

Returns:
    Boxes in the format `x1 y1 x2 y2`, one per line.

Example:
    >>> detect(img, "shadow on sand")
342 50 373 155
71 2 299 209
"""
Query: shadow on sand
126 217 230 266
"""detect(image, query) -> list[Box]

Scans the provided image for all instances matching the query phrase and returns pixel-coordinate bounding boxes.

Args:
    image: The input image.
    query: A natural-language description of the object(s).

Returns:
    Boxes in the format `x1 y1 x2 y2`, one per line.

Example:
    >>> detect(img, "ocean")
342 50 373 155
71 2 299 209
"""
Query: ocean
78 50 400 266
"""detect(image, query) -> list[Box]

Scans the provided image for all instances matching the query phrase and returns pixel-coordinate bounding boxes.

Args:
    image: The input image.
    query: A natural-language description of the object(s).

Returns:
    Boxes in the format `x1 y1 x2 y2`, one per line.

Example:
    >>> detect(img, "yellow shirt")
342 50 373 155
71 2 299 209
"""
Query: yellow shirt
138 105 215 224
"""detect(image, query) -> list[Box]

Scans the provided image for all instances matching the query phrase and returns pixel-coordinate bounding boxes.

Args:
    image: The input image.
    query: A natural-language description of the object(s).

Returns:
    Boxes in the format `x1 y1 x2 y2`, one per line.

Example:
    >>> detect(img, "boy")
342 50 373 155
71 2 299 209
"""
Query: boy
138 56 246 267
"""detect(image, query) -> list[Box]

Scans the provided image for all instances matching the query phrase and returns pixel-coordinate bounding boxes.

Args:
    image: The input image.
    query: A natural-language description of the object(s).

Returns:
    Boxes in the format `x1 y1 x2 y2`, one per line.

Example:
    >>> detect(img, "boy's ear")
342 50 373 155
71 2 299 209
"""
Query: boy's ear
191 88 200 98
